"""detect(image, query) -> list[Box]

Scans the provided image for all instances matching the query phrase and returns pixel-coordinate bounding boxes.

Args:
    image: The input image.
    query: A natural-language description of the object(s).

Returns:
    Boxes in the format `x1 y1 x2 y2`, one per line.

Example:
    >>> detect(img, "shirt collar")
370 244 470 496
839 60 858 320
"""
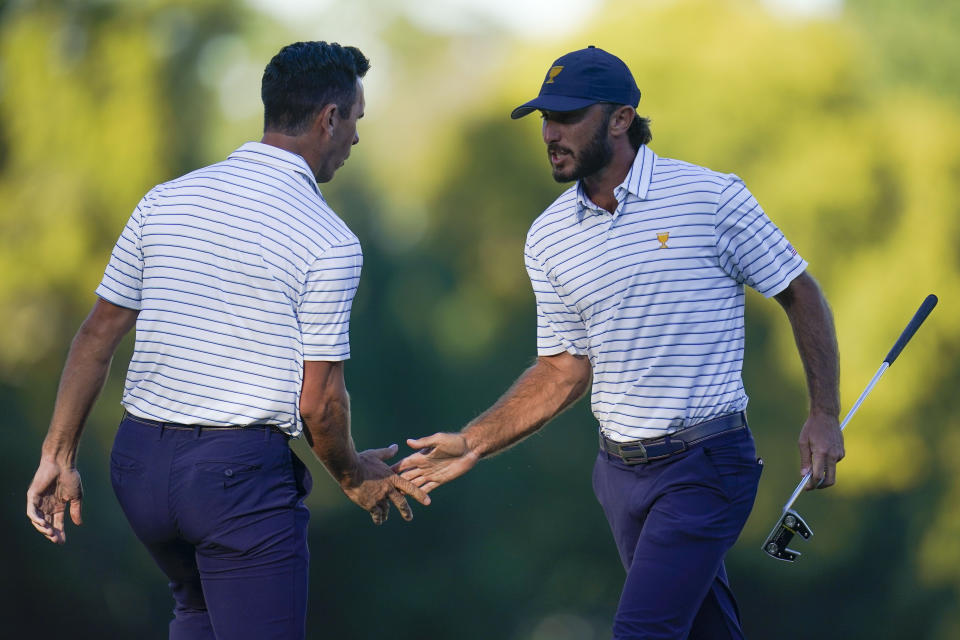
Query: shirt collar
576 145 656 220
229 142 323 198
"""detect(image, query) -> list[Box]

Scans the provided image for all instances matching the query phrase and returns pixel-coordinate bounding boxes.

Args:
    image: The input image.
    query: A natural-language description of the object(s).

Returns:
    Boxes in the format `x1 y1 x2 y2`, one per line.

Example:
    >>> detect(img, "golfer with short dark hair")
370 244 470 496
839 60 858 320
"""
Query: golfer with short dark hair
27 40 429 639
398 46 842 639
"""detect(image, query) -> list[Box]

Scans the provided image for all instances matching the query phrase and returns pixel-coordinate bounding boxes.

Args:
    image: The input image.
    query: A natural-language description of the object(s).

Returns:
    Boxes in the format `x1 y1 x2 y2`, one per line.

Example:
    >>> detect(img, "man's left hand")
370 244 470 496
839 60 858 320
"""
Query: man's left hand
339 445 431 525
798 413 844 490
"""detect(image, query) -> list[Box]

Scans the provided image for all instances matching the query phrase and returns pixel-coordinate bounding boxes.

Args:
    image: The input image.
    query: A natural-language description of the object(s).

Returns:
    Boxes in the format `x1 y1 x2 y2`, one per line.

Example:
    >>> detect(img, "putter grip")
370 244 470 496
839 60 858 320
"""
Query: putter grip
883 294 938 366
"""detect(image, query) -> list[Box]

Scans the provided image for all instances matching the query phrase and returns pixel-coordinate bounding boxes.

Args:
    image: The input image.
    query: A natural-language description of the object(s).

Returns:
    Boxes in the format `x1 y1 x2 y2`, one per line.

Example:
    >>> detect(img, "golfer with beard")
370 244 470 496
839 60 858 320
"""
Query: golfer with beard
398 46 843 639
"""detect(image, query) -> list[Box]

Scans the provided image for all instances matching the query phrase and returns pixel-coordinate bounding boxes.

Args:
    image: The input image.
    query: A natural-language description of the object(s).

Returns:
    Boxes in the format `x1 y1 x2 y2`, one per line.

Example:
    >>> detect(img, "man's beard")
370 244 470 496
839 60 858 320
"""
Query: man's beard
548 119 613 183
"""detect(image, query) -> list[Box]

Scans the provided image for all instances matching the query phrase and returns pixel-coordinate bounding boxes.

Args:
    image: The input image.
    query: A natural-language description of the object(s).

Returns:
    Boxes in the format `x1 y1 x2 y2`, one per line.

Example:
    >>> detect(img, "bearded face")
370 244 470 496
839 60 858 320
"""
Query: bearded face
544 107 614 183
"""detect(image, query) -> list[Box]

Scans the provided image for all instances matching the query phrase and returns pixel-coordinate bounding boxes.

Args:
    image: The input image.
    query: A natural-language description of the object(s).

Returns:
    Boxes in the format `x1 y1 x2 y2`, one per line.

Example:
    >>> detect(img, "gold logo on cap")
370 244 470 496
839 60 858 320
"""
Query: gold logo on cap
657 232 670 249
545 66 564 84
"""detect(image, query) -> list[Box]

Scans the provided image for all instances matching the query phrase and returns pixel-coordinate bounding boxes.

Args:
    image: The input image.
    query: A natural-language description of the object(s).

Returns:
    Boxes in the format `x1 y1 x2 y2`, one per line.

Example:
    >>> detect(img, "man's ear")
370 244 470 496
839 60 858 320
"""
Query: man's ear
312 103 338 138
609 105 635 137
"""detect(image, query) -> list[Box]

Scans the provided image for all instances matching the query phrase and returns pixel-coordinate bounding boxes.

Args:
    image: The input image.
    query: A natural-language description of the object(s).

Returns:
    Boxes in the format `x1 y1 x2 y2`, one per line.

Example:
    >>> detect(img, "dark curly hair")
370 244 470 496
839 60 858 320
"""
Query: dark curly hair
261 41 370 135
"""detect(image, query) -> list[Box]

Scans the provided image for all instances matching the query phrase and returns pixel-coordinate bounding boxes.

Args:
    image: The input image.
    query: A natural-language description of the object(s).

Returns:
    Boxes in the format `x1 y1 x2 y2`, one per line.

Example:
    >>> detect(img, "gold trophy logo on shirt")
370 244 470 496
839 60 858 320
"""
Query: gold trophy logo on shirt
657 232 670 249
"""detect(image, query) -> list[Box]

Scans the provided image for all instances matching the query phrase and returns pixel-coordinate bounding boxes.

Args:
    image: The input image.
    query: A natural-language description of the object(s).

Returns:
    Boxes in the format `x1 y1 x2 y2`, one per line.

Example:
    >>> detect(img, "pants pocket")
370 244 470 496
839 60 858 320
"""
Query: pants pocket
109 447 163 544
110 451 145 489
195 460 262 489
186 459 266 540
179 444 297 547
701 436 761 505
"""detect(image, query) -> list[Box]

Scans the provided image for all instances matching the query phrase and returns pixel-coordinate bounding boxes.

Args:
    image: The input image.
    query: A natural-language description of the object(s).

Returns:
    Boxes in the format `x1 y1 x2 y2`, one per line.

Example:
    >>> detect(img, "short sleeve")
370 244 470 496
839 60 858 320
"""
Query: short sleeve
714 176 808 297
95 193 149 310
524 244 588 356
299 240 362 360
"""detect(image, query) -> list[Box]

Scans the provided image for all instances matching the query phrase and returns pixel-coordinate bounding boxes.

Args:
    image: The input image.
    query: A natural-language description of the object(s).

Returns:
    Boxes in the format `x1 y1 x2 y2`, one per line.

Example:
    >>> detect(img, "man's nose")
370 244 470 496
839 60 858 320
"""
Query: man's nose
542 120 560 144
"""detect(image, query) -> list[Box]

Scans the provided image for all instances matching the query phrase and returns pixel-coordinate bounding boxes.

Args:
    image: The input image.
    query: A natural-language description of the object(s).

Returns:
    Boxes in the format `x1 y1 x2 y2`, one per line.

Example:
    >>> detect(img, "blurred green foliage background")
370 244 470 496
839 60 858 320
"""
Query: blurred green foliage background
2 0 958 637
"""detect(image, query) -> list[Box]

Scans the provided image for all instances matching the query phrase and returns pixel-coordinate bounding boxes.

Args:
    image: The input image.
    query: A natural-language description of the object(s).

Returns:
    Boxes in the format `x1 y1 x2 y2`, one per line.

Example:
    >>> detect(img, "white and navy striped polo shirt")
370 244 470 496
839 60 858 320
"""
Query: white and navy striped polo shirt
525 145 807 442
96 142 362 436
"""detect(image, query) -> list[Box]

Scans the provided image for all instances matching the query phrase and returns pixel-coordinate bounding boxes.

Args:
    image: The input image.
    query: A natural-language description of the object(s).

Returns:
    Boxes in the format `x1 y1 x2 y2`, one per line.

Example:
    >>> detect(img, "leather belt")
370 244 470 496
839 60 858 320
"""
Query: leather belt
124 411 289 438
599 412 747 465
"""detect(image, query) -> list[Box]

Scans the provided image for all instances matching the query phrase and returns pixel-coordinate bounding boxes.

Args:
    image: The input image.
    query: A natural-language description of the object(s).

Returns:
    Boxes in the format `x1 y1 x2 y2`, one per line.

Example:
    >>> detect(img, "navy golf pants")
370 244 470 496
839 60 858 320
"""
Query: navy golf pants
110 414 312 640
593 427 763 640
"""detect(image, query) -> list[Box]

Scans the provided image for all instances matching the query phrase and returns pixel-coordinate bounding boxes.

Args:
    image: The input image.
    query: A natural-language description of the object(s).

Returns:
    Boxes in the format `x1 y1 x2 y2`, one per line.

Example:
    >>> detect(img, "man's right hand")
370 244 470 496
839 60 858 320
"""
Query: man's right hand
27 458 83 544
394 432 480 494
339 444 430 525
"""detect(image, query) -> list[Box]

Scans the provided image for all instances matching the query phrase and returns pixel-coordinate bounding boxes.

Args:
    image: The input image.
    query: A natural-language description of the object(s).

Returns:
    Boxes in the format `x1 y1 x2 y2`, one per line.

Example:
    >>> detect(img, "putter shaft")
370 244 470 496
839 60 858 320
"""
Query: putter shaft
780 362 888 514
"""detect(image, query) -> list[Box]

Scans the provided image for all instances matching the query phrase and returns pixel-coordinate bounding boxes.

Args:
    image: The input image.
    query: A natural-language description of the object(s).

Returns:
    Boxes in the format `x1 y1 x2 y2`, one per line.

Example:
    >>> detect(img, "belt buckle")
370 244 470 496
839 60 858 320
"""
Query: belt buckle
619 441 648 465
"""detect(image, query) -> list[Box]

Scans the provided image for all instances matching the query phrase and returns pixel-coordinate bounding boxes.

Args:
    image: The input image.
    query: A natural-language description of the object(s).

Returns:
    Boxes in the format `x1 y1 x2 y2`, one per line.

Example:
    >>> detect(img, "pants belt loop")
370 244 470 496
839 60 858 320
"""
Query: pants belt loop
194 425 201 439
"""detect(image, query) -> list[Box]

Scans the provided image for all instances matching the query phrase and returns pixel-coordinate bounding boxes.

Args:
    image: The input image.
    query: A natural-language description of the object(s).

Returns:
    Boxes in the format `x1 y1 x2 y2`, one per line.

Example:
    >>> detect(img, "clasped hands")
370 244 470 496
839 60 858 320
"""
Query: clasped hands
345 432 477 525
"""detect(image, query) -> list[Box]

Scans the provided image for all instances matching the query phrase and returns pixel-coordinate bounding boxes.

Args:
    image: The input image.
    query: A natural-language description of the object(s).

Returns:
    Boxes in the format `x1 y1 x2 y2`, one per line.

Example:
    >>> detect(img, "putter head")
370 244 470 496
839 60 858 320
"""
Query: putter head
762 509 813 562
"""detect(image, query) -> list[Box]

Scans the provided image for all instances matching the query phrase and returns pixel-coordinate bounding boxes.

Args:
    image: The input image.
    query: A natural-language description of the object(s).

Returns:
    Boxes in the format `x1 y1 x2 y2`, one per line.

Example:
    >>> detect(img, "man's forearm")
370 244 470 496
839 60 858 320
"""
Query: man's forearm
301 394 362 484
777 273 840 416
43 318 124 464
299 360 365 485
463 354 591 458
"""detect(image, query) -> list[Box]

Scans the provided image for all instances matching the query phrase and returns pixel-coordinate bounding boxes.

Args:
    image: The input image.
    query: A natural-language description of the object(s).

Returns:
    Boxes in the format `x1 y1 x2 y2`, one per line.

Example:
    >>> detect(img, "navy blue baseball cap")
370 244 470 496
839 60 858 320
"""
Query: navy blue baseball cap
510 45 641 119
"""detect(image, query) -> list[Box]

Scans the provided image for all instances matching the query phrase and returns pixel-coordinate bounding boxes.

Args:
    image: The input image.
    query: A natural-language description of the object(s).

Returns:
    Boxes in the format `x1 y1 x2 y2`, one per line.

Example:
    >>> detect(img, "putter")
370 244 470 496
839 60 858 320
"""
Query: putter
762 294 938 562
